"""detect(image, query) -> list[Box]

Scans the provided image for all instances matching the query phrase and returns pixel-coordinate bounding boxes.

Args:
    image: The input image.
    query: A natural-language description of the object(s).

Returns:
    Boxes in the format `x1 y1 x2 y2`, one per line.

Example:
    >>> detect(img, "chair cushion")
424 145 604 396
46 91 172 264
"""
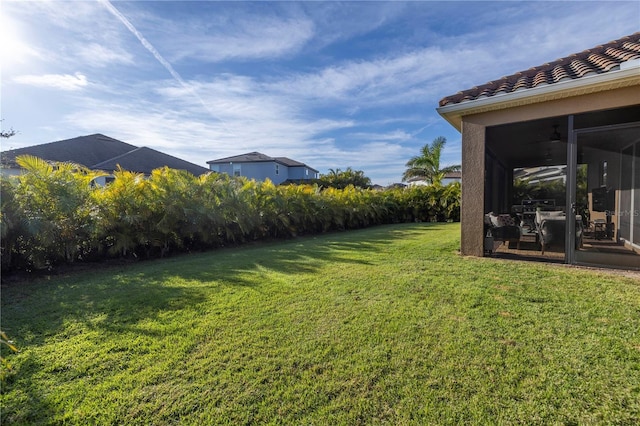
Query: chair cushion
487 213 518 228
535 210 564 226
539 219 566 245
496 214 516 227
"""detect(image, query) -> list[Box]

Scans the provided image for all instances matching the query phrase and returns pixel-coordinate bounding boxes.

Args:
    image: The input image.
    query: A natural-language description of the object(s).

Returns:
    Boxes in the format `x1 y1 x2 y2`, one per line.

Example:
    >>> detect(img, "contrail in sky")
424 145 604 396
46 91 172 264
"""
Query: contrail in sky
98 0 234 136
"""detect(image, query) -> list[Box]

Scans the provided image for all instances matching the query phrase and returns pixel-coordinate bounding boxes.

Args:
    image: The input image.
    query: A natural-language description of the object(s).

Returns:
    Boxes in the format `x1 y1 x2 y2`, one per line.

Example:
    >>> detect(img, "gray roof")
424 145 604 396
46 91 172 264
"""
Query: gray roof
207 152 274 164
2 134 136 167
443 171 462 179
91 146 210 175
207 151 318 172
1 133 209 176
274 157 305 167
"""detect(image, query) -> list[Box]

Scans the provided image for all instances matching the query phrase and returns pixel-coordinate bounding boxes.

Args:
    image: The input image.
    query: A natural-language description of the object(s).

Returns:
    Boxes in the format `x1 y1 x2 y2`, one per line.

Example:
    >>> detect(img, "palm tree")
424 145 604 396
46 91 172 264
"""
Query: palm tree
402 136 460 185
319 167 371 189
14 155 106 265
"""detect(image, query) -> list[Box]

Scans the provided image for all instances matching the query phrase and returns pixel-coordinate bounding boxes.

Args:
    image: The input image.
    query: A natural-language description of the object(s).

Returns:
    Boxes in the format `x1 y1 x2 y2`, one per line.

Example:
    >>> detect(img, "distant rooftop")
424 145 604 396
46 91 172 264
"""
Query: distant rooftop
207 151 318 172
1 133 210 176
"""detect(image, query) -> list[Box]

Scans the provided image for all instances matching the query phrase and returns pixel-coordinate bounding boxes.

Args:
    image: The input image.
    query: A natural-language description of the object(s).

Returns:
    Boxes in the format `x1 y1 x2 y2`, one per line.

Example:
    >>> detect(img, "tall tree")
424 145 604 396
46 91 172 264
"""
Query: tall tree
402 136 460 185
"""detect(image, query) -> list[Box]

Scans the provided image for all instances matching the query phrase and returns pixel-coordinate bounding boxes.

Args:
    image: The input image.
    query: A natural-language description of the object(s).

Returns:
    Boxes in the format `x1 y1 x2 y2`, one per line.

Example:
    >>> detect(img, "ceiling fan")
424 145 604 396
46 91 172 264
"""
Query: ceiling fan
525 124 565 146
548 124 563 144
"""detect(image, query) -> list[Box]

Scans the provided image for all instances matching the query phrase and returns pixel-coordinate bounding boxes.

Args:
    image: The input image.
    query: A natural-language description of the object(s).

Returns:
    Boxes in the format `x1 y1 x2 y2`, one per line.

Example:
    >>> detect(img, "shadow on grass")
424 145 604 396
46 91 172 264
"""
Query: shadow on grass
2 274 209 345
2 223 444 340
0 228 445 356
143 223 445 287
0 352 57 424
0 223 449 422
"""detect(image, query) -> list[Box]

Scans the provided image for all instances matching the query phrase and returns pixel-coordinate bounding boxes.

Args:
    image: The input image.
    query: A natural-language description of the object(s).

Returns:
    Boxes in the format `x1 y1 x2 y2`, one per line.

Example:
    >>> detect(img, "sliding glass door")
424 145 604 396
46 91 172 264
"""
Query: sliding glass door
570 122 640 269
484 107 638 270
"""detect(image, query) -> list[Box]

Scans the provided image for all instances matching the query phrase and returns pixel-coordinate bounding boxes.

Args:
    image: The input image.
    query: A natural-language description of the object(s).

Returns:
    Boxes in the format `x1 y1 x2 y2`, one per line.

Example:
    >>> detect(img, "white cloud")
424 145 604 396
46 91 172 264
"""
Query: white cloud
5 0 639 186
76 43 134 67
61 80 356 170
139 11 315 63
3 0 145 73
268 45 486 109
300 1 407 51
39 34 500 183
345 130 413 143
13 73 88 91
155 75 355 145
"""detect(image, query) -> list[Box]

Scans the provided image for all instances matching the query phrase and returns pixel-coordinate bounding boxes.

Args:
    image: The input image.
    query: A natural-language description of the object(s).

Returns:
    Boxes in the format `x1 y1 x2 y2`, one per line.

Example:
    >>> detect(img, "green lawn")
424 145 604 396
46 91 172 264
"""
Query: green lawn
1 223 639 424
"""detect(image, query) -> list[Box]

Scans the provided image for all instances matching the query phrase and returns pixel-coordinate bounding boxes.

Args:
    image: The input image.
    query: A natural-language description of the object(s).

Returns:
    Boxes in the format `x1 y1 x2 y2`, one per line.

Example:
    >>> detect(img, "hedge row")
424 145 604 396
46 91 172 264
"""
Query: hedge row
0 156 460 273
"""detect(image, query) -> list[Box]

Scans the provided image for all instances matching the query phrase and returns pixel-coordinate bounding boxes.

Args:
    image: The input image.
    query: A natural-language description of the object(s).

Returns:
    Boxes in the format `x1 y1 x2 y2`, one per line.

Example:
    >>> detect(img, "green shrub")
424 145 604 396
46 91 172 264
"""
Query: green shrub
1 157 460 273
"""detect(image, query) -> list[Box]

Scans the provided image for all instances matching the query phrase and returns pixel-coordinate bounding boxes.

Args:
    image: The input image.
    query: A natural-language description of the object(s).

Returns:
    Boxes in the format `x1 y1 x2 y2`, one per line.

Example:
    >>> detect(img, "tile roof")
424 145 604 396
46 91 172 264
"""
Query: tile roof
1 133 210 176
439 33 640 107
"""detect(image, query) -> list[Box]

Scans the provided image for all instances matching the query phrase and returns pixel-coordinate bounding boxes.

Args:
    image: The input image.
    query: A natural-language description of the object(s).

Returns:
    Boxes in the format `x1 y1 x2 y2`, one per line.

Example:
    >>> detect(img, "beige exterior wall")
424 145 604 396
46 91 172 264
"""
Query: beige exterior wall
460 121 486 256
458 85 640 257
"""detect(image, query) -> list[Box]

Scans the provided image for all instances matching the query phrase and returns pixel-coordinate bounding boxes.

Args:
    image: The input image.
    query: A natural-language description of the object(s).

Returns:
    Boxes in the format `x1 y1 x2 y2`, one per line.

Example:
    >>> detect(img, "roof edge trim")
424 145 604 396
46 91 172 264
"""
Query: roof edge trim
437 67 640 131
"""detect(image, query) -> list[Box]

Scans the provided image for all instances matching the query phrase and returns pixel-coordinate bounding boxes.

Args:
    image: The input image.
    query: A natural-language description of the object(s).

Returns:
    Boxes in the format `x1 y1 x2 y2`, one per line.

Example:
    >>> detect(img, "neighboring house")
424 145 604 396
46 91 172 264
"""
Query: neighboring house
386 183 407 190
407 171 462 186
437 33 640 270
207 152 319 185
1 133 210 182
441 171 462 186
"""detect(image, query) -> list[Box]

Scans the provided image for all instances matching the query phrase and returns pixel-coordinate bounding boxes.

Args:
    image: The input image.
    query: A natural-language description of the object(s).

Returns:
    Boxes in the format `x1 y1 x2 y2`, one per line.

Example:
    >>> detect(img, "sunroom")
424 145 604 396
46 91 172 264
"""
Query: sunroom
438 34 640 270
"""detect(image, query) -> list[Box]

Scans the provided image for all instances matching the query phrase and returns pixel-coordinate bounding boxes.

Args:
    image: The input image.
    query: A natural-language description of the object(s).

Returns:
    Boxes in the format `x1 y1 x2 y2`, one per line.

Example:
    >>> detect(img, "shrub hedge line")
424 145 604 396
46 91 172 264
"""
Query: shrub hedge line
0 156 460 273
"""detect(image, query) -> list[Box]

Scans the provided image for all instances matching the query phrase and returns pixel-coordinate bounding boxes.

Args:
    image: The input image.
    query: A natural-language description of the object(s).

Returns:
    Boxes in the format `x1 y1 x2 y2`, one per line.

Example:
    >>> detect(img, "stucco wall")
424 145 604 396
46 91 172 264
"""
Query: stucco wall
460 121 486 257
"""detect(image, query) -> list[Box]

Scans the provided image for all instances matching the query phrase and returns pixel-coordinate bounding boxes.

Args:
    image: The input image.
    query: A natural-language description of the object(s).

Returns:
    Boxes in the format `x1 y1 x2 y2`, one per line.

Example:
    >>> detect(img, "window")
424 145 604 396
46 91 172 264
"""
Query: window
233 164 241 177
305 168 309 176
275 164 279 175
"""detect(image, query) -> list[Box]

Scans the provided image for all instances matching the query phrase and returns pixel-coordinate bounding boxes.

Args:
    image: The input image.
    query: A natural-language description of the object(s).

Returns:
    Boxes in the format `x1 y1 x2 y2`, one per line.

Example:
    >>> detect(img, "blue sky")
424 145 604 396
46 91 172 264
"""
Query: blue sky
1 1 638 185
